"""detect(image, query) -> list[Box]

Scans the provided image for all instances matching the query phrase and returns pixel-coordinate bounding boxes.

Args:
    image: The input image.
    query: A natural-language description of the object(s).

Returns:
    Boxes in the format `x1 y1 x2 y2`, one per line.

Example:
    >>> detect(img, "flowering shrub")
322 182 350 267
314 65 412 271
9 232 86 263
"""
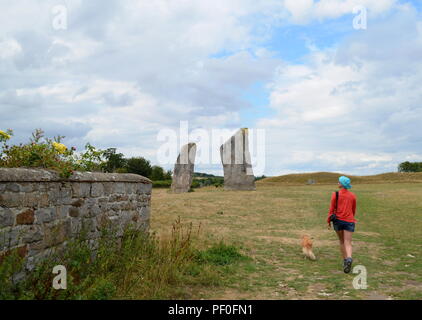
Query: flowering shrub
0 129 12 142
52 142 68 154
0 129 106 178
78 143 105 172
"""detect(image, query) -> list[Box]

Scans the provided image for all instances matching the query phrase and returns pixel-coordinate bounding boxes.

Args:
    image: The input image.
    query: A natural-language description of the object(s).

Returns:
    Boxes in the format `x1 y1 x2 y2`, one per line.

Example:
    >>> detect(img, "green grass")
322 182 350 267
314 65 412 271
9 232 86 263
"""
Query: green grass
151 182 422 300
0 219 245 300
195 241 249 266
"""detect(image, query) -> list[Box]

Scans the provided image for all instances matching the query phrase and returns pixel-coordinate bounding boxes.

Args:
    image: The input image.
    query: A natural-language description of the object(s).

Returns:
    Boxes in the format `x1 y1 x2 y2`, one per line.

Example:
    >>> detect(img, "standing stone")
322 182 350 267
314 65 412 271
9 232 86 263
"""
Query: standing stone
220 128 256 191
171 143 197 193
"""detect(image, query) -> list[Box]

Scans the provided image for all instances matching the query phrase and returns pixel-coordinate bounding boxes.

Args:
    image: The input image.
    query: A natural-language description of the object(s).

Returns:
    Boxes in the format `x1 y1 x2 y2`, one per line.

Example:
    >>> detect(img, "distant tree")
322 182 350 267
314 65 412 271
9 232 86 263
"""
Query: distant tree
150 166 173 181
125 157 152 178
102 148 127 172
193 172 223 178
151 165 165 181
398 161 422 172
164 170 172 180
254 175 267 181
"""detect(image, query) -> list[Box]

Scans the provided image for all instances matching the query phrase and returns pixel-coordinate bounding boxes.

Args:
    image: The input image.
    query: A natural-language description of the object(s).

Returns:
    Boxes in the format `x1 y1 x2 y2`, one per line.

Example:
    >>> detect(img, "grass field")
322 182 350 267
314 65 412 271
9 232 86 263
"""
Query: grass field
151 175 422 300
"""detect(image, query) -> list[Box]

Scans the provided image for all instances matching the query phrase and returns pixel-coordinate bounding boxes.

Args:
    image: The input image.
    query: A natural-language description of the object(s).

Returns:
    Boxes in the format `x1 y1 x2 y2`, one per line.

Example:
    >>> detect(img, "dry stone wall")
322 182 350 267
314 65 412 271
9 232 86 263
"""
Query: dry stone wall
0 168 152 270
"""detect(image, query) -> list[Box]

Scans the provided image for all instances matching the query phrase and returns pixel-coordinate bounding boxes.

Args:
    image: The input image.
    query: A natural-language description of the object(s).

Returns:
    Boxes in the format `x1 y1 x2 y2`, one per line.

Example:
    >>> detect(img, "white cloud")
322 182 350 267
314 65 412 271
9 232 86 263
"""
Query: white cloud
0 0 282 162
259 5 422 175
284 0 397 23
284 0 314 23
0 38 22 59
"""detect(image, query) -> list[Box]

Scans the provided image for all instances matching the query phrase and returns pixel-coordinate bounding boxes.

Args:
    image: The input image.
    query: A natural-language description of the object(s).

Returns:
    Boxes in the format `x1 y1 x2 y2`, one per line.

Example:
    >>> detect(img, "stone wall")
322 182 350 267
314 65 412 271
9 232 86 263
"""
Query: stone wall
0 168 152 270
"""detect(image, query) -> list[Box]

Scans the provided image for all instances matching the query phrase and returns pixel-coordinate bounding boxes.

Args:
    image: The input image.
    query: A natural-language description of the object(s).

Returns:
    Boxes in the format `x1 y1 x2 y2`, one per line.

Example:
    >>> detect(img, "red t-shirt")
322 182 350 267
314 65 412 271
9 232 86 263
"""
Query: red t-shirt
327 188 357 223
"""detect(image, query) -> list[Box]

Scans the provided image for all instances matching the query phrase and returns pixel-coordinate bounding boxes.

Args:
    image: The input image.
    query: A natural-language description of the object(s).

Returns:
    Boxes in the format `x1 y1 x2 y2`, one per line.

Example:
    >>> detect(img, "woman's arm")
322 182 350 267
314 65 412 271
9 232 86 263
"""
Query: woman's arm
327 192 336 223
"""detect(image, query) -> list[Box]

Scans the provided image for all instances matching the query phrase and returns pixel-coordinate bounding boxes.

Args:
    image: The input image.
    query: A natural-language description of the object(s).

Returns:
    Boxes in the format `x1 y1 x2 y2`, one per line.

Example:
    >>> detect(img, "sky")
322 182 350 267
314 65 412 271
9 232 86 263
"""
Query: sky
0 0 421 176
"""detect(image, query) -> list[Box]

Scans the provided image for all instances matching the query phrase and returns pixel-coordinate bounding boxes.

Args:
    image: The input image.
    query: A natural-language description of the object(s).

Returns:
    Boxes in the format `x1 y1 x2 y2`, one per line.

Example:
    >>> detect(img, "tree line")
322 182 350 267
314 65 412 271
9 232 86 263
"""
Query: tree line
102 148 172 181
398 161 422 173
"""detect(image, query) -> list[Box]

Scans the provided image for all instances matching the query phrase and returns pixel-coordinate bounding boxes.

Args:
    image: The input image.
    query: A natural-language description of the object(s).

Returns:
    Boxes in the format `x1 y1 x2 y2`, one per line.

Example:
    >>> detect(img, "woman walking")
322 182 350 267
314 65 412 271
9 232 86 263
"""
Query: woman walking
327 176 357 273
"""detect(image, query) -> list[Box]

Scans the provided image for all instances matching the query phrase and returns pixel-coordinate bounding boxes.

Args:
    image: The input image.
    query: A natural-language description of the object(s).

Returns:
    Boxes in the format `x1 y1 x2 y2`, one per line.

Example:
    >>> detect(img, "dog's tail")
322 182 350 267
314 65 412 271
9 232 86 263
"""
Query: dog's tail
302 247 316 261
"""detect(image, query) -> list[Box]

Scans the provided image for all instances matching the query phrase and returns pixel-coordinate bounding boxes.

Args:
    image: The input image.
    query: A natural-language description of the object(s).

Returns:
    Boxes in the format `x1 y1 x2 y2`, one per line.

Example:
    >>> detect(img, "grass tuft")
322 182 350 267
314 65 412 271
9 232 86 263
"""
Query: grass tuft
195 241 247 266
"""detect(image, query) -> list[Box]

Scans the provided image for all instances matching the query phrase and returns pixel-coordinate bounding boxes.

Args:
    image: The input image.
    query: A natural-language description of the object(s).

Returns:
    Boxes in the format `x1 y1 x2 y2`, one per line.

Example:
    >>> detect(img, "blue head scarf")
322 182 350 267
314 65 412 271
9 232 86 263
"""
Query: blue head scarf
339 176 352 189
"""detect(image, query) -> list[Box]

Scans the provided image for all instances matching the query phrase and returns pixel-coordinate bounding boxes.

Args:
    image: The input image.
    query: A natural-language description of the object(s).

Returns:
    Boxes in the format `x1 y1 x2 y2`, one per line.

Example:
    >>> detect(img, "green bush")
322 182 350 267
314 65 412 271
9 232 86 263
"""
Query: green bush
192 177 224 188
0 128 173 181
0 250 25 300
0 129 106 178
191 180 200 188
194 241 246 266
125 157 152 177
152 180 172 188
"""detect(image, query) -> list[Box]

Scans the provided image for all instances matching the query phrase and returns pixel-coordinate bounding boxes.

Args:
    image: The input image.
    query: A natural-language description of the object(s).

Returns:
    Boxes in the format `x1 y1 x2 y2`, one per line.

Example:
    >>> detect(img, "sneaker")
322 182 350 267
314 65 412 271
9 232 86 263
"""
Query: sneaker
343 257 353 273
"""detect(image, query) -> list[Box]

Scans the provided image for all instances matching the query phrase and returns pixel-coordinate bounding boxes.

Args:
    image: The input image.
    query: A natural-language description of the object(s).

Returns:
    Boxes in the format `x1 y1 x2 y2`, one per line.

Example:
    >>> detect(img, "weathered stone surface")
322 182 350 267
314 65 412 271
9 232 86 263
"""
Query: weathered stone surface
91 183 104 197
0 192 20 207
0 207 14 228
56 206 70 219
6 183 21 192
5 182 36 193
71 199 85 208
16 209 35 225
171 143 197 193
43 220 71 248
35 208 54 224
22 226 43 243
125 183 137 194
220 128 256 191
71 183 91 198
114 182 126 194
139 206 150 221
22 193 40 207
38 193 49 207
2 227 21 248
96 214 110 230
69 207 80 218
57 184 72 205
136 183 152 194
103 183 113 195
69 218 82 236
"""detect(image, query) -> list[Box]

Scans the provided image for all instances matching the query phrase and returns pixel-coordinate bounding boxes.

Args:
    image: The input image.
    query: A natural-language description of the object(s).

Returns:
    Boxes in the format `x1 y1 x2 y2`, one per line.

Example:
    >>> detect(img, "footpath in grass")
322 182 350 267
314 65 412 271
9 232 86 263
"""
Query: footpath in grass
151 183 422 300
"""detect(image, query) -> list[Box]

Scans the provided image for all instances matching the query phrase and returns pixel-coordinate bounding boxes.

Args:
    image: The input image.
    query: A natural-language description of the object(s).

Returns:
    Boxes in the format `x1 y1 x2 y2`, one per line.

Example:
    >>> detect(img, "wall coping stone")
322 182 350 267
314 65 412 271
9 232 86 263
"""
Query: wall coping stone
0 168 152 184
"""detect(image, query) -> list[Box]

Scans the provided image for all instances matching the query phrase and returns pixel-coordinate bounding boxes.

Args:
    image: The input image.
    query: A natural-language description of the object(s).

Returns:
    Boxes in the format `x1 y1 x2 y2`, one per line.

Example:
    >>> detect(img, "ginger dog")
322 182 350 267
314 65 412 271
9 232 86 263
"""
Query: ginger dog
302 235 316 260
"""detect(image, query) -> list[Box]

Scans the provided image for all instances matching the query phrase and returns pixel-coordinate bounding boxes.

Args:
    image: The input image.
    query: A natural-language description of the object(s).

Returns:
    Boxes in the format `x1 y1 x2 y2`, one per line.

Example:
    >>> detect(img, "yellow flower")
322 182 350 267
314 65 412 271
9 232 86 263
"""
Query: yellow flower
0 130 11 140
52 142 67 154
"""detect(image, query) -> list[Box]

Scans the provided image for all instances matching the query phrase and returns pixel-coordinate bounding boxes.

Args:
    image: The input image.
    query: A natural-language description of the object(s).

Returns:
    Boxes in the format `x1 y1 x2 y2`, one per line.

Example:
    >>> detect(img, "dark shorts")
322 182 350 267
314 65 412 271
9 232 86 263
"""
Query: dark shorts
333 219 355 232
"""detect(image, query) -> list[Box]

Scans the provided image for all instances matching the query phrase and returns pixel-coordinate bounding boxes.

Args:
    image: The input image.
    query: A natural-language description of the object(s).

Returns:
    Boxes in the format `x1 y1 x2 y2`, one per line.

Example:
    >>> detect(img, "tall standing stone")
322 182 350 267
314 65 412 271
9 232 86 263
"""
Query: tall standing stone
220 128 256 191
171 143 197 193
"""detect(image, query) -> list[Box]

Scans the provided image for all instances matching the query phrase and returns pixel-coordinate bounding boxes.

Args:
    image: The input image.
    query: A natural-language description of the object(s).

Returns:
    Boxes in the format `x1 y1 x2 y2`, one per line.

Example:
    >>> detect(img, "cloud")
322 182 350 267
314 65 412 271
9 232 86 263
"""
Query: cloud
0 0 420 176
258 5 422 175
284 0 397 23
0 0 282 161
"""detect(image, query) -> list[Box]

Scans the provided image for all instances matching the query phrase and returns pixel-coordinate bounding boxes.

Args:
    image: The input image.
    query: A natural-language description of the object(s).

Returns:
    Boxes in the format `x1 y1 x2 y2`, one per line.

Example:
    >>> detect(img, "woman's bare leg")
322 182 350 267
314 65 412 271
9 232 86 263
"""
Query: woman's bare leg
343 230 353 258
336 230 346 259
